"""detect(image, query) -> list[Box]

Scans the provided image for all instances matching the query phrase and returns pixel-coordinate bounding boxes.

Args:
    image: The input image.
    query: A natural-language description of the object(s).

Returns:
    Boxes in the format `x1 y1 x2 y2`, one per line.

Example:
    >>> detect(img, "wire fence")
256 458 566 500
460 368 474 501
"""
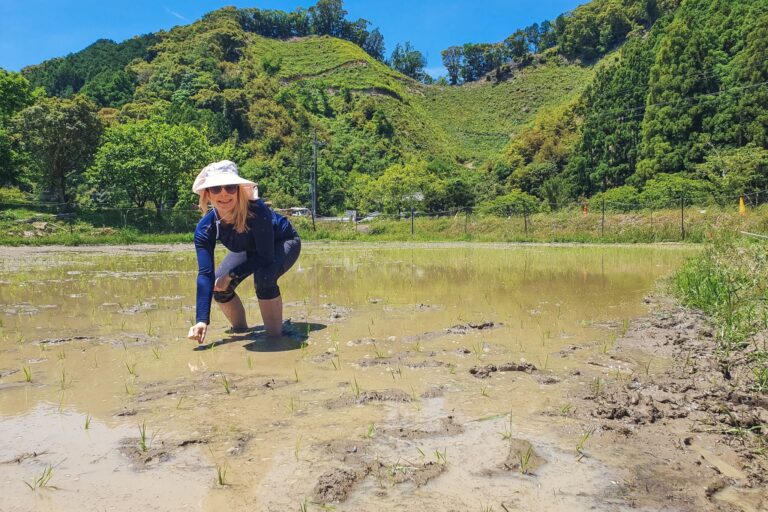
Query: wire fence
1 190 766 241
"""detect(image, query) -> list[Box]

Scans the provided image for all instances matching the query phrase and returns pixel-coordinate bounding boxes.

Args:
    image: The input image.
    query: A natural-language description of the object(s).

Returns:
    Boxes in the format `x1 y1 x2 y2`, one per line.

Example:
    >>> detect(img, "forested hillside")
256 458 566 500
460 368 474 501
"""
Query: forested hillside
1 0 766 216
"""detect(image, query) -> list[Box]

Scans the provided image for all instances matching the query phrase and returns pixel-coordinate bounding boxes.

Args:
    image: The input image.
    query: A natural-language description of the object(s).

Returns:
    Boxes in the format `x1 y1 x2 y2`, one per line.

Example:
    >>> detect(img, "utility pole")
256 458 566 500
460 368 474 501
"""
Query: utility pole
311 128 318 231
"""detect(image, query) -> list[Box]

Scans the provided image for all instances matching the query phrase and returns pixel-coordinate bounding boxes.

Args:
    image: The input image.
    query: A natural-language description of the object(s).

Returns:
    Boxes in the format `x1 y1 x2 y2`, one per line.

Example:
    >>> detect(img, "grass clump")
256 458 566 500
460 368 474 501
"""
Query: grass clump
673 237 768 391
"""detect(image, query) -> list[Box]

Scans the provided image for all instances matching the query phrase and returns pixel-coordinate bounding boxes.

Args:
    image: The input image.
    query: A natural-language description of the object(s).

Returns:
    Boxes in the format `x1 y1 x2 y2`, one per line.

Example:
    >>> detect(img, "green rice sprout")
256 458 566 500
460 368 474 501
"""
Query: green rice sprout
151 346 161 360
125 362 137 377
365 423 376 439
216 464 229 486
519 445 534 474
22 365 32 382
221 374 231 394
559 403 574 416
176 396 185 409
480 384 490 397
350 377 361 398
24 465 54 490
434 448 448 465
576 427 595 460
294 368 300 383
589 377 604 398
137 421 157 452
246 355 253 369
294 435 302 462
84 414 92 430
59 368 71 390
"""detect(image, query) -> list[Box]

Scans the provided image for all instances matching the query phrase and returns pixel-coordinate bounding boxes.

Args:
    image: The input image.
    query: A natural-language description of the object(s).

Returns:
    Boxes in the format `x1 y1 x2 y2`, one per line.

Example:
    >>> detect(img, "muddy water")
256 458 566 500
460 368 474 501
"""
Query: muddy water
0 243 695 511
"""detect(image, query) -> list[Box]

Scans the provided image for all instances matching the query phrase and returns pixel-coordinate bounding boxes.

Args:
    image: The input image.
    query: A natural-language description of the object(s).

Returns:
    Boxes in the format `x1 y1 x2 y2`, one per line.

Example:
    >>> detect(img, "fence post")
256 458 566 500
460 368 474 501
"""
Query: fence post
523 206 528 237
680 195 685 241
410 207 414 238
601 198 605 237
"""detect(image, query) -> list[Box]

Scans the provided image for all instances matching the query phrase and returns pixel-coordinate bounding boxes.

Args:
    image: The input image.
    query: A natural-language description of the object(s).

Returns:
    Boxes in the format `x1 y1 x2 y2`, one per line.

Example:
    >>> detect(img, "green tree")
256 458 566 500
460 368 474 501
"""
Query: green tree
16 95 102 202
0 69 36 186
88 120 211 212
695 144 768 200
389 42 427 82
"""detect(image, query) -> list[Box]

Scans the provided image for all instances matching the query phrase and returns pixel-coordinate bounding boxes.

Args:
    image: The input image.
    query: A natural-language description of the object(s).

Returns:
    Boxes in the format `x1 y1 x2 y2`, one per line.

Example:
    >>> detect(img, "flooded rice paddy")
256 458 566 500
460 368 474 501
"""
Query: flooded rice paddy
0 243 696 511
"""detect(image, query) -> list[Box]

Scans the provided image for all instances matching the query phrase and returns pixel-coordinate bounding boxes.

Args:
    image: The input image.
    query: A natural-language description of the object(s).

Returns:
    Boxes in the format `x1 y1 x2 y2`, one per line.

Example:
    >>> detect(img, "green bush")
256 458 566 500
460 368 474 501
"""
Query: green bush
589 185 640 212
477 189 544 216
639 174 715 209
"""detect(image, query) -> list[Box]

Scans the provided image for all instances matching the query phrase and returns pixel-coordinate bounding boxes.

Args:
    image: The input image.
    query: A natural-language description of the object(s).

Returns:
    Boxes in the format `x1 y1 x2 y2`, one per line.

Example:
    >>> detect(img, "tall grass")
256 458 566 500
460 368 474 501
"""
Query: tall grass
673 237 768 390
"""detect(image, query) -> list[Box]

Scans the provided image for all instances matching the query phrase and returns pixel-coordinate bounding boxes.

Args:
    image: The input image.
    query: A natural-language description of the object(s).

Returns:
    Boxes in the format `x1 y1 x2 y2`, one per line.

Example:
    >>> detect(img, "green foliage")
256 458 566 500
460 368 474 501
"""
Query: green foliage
16 95 102 202
588 185 640 212
0 70 37 187
477 189 543 216
389 42 427 82
21 36 157 105
87 120 212 211
638 173 714 208
695 144 768 201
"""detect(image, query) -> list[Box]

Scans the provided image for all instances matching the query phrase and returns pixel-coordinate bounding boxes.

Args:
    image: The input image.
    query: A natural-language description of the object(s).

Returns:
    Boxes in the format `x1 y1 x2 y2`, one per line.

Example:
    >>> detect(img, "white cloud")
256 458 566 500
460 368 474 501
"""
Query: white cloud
164 7 189 23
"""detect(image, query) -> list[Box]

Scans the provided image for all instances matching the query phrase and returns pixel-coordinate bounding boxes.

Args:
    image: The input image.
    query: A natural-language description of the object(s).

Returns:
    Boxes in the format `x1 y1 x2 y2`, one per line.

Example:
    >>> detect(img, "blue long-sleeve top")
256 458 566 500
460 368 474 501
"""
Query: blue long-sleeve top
194 199 298 324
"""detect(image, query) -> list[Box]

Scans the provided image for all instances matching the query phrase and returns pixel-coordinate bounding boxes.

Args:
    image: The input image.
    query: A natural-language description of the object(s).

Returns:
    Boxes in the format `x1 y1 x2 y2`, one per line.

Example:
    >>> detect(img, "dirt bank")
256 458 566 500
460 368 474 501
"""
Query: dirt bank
569 297 767 511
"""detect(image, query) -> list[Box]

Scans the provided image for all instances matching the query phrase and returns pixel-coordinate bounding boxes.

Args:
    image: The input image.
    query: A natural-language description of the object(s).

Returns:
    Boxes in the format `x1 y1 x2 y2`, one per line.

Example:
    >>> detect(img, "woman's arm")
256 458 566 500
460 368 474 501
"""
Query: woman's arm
193 221 216 327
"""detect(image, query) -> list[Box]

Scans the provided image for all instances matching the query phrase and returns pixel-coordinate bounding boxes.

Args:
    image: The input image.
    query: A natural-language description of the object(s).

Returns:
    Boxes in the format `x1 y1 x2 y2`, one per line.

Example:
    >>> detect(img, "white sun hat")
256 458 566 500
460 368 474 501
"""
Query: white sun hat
192 160 256 195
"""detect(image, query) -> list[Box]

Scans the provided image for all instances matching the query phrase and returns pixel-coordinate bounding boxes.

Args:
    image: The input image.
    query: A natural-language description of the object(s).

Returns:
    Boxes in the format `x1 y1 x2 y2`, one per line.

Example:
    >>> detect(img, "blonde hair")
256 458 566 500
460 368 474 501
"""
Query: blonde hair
198 186 252 233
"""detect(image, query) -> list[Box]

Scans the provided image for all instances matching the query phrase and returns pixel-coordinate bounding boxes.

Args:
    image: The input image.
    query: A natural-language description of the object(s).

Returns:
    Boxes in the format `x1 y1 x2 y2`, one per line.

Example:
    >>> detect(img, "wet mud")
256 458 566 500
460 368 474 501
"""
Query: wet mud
5 243 760 511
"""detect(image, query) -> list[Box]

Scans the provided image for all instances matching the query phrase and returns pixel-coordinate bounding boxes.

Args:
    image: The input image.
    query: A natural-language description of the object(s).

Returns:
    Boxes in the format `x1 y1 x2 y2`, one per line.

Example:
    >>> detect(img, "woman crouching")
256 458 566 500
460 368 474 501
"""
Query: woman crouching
187 160 301 344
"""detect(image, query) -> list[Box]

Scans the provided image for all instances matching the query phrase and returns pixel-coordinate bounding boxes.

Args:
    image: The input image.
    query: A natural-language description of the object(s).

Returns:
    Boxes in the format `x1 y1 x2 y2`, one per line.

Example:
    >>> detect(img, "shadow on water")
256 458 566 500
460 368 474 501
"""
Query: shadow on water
193 322 327 352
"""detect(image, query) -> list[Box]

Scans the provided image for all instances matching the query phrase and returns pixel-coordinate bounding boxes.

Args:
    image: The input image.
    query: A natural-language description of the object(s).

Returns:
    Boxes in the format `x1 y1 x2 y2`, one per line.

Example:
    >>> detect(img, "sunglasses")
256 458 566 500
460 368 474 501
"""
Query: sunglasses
208 184 239 195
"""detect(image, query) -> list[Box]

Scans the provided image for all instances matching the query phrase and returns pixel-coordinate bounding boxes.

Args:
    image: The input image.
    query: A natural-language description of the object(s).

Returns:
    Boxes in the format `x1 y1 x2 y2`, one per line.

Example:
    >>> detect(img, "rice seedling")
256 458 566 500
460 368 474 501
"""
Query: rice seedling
499 412 513 441
221 374 231 394
414 340 423 353
22 365 32 382
216 464 229 486
15 329 24 345
57 349 66 361
84 414 92 430
752 365 768 392
434 448 448 465
576 427 595 461
416 447 426 458
294 367 300 383
151 346 161 360
294 435 302 462
59 368 71 390
176 396 185 409
589 377 604 398
373 343 386 359
471 341 485 360
559 403 574 416
124 381 134 395
350 377 361 398
246 355 253 369
125 362 138 377
365 423 376 439
330 357 340 371
299 498 309 512
519 445 534 475
480 504 494 512
137 421 157 452
24 465 54 490
643 357 653 376
480 384 490 397
620 318 630 336
285 395 301 414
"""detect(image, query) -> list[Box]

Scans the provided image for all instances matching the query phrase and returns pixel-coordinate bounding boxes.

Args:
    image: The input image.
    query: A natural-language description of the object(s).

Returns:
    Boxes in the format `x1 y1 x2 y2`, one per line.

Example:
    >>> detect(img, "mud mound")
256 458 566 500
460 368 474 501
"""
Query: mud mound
313 468 363 503
324 389 413 409
500 439 547 474
381 416 464 439
469 361 537 379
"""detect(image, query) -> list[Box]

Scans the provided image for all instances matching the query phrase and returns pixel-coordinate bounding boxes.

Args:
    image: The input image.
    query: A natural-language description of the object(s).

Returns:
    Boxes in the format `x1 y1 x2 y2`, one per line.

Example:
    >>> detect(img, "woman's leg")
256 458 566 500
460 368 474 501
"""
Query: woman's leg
254 237 301 337
258 295 283 337
215 251 248 330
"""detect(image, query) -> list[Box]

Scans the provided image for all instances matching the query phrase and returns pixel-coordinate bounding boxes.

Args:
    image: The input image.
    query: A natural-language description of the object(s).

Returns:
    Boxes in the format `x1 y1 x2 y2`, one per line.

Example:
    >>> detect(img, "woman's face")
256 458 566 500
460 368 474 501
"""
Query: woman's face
209 185 239 216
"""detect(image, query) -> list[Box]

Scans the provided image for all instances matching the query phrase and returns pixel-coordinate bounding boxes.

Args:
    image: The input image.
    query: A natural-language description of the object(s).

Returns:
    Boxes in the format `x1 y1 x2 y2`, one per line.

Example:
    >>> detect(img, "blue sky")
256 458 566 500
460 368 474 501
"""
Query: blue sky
0 0 585 76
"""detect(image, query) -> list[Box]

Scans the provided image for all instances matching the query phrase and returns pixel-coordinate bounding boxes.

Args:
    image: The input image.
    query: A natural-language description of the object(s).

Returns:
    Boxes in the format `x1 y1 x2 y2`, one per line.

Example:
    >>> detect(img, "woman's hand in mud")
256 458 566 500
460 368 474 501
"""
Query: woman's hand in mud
214 274 231 292
188 322 207 344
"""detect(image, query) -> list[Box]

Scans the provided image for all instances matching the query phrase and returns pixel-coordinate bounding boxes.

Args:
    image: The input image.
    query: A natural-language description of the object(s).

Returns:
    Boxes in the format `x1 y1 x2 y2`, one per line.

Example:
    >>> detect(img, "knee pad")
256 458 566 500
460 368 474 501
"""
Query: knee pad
213 290 236 303
255 285 280 300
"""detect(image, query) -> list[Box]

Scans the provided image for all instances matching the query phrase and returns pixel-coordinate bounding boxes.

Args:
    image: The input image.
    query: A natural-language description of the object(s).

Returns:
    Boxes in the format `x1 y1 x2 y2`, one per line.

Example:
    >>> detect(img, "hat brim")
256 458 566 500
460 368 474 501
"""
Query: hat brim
193 175 256 194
